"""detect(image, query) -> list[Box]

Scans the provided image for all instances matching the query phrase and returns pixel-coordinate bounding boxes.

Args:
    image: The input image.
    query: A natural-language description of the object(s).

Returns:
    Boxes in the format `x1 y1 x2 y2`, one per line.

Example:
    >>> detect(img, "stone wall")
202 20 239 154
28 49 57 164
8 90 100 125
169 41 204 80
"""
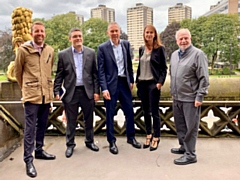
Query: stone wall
0 81 23 161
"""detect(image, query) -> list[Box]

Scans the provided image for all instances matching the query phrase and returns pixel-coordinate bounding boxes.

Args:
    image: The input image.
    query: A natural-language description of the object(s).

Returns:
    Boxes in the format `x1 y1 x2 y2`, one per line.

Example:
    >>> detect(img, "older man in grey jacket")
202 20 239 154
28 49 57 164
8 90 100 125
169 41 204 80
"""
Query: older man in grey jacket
170 28 209 165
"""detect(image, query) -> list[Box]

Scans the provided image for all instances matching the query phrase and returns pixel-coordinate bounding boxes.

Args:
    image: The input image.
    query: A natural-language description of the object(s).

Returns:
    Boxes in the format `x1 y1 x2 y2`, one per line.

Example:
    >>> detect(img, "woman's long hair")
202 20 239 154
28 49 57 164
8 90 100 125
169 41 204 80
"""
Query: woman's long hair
143 24 163 49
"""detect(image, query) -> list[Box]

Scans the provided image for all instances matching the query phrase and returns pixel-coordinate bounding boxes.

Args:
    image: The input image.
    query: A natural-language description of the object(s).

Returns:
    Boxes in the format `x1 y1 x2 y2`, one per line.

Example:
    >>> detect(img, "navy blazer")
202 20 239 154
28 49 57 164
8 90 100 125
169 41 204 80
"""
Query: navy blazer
136 46 167 85
54 46 99 103
97 40 134 95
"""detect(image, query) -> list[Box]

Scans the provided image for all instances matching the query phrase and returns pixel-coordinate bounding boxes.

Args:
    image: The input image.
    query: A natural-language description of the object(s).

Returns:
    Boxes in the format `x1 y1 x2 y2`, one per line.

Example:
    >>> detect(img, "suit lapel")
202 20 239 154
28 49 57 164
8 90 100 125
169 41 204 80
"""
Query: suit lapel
82 46 86 69
67 47 76 74
107 40 117 66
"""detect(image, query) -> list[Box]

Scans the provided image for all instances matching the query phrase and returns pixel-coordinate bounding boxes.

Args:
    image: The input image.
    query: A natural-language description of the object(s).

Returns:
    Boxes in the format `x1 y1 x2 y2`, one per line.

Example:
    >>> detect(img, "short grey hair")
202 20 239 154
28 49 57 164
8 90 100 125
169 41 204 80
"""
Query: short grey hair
175 28 191 39
107 22 120 30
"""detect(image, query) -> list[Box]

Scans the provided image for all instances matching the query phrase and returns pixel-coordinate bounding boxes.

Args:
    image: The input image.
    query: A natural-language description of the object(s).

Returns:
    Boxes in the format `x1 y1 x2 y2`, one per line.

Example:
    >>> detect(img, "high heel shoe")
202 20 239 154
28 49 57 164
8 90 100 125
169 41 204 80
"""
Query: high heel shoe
150 138 160 151
143 135 152 149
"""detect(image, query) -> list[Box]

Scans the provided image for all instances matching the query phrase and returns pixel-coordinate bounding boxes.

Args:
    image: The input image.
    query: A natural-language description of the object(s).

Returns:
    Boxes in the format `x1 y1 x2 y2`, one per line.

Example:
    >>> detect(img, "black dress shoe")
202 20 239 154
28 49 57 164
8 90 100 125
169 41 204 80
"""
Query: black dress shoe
65 147 74 158
26 162 37 178
171 148 185 154
174 156 197 165
86 143 99 152
127 138 141 149
35 151 56 160
109 142 118 155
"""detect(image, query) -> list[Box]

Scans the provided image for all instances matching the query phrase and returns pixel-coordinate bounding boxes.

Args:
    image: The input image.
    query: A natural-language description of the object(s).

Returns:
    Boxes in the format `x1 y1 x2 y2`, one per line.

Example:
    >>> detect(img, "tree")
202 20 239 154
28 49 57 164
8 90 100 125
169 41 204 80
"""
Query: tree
120 31 134 60
120 31 128 40
181 16 208 49
81 18 109 52
160 21 180 61
201 14 240 70
44 13 81 50
179 14 240 72
0 29 15 72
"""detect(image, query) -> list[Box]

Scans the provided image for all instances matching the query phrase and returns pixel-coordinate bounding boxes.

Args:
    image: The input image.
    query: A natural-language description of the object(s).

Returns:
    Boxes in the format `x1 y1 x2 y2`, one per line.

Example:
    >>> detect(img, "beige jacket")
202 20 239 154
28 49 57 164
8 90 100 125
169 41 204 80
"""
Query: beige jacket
15 41 54 104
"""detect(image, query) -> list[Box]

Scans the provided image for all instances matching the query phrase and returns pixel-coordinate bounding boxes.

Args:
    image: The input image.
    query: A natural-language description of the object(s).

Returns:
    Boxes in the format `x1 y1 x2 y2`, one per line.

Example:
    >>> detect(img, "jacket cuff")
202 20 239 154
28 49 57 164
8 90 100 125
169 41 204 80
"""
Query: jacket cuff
196 95 203 102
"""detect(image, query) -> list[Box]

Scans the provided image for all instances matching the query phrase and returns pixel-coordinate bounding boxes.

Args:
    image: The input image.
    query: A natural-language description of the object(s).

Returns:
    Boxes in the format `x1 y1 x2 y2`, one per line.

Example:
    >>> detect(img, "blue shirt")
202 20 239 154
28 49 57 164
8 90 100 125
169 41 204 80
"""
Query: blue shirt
72 46 83 86
110 40 125 77
178 49 185 59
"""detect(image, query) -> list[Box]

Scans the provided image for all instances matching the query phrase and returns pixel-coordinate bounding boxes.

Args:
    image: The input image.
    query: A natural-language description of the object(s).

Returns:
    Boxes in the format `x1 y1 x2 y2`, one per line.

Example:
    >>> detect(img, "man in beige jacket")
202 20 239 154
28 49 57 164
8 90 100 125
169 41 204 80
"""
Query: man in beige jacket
15 21 56 178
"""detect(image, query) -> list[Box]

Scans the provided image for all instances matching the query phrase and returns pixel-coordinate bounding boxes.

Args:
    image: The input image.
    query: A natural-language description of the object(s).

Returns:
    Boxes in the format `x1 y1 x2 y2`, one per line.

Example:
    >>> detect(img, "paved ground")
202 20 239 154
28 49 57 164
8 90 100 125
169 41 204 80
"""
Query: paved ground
1 136 240 180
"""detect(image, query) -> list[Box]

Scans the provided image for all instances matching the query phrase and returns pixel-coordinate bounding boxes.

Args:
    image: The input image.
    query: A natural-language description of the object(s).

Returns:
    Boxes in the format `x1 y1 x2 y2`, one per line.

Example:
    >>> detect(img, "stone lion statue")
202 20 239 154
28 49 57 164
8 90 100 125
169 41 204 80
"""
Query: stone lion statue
7 7 33 82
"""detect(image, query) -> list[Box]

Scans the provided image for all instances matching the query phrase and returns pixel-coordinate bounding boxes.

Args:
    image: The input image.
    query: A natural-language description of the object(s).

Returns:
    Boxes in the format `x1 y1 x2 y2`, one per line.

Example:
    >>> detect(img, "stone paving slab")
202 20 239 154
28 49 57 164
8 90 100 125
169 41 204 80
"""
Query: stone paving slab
0 136 240 180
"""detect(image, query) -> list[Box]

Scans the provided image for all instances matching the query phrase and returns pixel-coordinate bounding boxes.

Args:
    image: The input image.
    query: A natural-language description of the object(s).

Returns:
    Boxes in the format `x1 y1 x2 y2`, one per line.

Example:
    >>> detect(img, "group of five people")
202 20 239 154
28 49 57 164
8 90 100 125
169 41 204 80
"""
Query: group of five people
14 21 209 178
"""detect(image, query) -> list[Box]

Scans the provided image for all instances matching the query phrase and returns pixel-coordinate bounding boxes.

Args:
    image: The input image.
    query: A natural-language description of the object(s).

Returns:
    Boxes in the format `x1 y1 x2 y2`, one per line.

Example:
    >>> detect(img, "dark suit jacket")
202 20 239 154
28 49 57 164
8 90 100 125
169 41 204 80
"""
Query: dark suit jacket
54 46 99 104
136 46 168 85
97 40 134 95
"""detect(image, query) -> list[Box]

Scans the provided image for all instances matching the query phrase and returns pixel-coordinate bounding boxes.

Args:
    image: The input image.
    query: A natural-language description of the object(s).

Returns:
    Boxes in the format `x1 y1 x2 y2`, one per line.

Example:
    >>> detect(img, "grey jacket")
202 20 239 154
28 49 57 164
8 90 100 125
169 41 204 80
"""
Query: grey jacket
54 46 99 104
170 45 209 102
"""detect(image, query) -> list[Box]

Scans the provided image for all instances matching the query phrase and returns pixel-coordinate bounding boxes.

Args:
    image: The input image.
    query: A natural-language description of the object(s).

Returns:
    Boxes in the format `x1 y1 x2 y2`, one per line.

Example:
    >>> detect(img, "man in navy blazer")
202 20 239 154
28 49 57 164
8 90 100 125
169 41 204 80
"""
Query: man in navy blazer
97 22 141 154
54 28 100 158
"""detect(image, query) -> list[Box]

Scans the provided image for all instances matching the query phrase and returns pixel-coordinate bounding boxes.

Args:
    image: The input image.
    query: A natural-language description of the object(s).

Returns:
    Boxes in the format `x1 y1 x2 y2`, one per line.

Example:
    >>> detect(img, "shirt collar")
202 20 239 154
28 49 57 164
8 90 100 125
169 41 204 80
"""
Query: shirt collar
32 41 44 49
178 44 192 58
72 46 84 53
110 39 122 47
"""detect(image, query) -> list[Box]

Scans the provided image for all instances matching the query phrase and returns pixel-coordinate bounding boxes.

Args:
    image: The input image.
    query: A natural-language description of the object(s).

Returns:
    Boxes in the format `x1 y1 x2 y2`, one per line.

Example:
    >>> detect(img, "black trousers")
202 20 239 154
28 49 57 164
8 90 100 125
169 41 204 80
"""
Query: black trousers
137 80 161 137
64 86 94 148
23 102 50 163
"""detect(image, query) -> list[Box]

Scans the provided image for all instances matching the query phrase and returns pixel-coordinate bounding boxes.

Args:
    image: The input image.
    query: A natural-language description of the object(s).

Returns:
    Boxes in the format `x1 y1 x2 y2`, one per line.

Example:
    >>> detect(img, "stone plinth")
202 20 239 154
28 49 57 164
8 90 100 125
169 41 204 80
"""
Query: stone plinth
0 81 22 101
0 81 23 162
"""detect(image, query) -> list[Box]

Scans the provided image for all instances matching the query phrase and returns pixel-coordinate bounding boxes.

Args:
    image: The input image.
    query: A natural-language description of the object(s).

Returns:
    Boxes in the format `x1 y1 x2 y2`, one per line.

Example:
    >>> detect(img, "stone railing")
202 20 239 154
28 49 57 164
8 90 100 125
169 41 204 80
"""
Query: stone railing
1 78 240 161
46 100 240 137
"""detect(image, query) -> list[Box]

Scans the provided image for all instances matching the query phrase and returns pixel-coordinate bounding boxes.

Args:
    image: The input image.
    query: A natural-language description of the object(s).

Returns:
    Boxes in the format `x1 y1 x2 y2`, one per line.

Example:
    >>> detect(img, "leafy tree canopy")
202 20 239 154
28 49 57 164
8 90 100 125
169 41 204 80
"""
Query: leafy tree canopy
81 18 109 52
180 14 240 71
160 21 180 61
43 13 81 52
0 29 15 72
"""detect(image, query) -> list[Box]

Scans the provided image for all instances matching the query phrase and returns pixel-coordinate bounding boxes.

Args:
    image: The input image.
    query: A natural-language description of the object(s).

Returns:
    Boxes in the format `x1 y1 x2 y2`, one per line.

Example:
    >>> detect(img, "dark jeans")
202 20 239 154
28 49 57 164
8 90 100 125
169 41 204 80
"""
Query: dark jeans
23 102 50 163
137 80 161 137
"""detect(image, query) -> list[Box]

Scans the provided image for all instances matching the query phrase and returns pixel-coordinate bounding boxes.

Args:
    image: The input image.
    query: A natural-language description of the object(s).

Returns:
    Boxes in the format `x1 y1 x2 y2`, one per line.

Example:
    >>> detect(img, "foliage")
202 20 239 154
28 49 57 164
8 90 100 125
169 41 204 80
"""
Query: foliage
37 13 81 66
0 29 15 72
209 67 235 75
80 18 109 52
202 14 239 71
181 16 208 49
119 30 134 59
44 13 81 51
120 31 128 40
180 14 240 73
160 21 180 61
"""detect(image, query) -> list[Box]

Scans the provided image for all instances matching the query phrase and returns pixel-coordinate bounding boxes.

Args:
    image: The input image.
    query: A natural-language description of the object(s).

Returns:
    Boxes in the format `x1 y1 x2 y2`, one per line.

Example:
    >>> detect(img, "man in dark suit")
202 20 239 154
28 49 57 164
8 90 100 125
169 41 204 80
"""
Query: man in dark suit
54 28 100 158
97 22 141 155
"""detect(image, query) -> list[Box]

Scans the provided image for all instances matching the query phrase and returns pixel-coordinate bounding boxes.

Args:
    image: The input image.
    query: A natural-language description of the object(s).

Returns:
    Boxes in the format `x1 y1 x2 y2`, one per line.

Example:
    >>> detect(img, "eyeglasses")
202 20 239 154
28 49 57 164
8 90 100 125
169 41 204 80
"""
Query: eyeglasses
72 35 82 38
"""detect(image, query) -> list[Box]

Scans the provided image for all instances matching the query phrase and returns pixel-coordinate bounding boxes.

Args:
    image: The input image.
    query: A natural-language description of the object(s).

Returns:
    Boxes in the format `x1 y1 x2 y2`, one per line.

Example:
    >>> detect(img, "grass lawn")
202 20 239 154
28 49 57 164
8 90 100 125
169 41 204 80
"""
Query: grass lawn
0 75 7 81
0 71 240 82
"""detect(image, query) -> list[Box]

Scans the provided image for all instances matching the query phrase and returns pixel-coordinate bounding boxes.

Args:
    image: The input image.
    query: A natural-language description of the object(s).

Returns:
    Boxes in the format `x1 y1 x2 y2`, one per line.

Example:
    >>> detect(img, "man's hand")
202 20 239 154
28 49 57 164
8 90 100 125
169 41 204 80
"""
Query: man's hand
103 91 111 100
94 94 100 102
130 83 133 91
55 95 60 100
156 83 162 90
195 100 202 107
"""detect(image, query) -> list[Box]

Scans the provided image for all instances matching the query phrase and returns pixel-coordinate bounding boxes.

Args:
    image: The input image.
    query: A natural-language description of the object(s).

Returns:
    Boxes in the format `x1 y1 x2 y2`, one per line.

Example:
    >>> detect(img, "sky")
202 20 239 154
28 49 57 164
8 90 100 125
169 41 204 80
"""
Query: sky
0 0 219 33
